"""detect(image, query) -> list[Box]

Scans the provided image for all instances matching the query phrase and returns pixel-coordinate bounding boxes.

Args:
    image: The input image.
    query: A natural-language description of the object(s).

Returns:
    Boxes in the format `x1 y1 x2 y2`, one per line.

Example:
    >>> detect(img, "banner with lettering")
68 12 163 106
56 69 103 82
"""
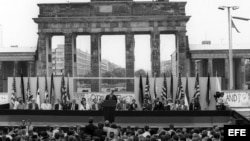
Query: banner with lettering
0 94 8 105
74 92 135 105
223 91 250 108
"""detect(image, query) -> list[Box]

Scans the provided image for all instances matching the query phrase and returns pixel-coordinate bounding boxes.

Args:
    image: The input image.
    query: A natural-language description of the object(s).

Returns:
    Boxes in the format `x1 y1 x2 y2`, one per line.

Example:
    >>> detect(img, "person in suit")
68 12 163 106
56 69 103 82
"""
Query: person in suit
105 90 117 103
129 99 138 111
142 99 152 111
153 97 164 111
28 98 39 110
189 98 201 111
85 117 97 137
54 99 62 110
177 99 188 111
116 99 129 111
91 98 101 111
69 99 79 110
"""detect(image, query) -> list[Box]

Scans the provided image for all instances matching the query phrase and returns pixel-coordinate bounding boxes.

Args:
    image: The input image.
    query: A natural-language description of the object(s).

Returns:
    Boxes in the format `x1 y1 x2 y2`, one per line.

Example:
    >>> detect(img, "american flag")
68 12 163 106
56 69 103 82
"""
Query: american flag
61 75 67 104
193 73 200 99
176 73 185 101
145 73 151 101
161 73 167 100
11 74 16 108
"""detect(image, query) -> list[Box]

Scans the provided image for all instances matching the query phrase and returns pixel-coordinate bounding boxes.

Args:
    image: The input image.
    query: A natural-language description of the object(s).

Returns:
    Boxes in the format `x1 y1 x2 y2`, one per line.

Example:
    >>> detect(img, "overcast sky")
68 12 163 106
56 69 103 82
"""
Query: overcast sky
0 0 250 70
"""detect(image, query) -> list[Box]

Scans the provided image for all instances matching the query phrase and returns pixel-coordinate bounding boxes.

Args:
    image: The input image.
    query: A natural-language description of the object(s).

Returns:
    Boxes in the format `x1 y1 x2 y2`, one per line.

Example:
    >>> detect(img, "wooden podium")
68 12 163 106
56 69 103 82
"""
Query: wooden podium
102 100 116 122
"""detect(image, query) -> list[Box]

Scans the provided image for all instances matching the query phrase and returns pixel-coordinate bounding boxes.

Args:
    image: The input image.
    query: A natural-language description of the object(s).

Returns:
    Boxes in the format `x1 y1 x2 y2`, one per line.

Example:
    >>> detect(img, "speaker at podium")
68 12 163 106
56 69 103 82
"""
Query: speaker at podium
102 100 117 123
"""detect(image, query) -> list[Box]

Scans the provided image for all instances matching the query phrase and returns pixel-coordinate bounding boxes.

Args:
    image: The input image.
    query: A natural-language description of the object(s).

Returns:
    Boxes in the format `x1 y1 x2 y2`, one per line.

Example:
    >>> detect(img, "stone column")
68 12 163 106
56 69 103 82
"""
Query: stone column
208 58 213 76
28 61 36 77
239 58 246 89
150 30 160 77
224 58 229 90
125 32 135 91
46 35 52 76
64 33 75 77
91 33 101 92
0 62 3 92
177 31 190 76
190 59 196 77
37 33 47 76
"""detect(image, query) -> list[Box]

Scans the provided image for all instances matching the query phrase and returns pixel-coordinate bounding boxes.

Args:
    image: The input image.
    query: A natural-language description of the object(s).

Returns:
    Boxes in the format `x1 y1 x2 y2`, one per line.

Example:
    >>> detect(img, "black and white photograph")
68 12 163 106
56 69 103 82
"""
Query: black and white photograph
0 0 250 140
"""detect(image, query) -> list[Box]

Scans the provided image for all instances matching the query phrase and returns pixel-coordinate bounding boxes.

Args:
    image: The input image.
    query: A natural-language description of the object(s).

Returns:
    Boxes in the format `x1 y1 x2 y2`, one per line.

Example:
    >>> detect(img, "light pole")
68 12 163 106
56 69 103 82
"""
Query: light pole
218 6 239 90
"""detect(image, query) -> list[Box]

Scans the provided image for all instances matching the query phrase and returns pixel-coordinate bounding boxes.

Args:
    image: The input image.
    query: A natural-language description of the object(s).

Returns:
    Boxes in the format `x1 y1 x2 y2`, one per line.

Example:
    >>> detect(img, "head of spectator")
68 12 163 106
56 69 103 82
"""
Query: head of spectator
104 120 110 127
144 125 149 132
88 117 94 124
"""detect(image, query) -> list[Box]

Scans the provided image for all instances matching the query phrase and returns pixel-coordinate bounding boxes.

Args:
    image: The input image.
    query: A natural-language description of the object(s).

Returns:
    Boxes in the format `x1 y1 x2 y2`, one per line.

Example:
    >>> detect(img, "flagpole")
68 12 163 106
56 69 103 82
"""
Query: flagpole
218 6 239 90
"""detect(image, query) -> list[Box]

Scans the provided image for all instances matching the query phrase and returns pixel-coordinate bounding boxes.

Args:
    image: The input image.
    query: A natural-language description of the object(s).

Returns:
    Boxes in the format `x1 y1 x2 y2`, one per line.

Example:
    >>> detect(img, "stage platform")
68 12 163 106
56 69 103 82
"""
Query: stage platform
0 110 249 128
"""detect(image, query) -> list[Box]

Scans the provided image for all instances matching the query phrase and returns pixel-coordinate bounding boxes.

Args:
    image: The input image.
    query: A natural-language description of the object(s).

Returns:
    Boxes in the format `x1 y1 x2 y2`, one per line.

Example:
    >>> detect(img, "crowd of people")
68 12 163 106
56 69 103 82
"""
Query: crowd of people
0 117 226 141
12 91 201 111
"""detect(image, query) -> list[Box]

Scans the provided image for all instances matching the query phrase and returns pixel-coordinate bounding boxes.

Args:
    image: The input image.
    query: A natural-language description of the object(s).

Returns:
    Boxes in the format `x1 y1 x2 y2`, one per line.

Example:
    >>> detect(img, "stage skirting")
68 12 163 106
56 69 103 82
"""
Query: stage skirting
0 110 249 127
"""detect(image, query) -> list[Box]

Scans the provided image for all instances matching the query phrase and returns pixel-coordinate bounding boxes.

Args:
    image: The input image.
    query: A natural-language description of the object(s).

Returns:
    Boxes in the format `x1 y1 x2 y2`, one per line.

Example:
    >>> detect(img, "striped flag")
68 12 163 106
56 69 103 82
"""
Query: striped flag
10 70 16 108
175 73 184 102
138 74 144 106
26 76 32 102
145 73 151 101
66 73 71 102
170 73 173 99
36 76 40 109
50 73 55 106
193 73 201 99
44 75 49 102
61 74 67 104
161 73 167 100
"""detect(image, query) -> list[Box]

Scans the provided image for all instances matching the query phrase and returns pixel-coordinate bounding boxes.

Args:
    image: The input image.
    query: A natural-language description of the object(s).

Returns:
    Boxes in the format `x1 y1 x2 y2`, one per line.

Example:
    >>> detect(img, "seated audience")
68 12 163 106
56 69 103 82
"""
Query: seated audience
41 99 52 110
128 99 138 111
91 98 101 111
69 99 79 110
28 98 39 110
54 99 62 110
79 97 90 110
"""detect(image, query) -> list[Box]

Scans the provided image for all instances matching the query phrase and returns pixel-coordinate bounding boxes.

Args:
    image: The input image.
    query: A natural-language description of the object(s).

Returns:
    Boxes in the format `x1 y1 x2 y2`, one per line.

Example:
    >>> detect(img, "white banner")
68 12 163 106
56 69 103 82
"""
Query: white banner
0 94 8 105
74 92 135 105
223 91 250 108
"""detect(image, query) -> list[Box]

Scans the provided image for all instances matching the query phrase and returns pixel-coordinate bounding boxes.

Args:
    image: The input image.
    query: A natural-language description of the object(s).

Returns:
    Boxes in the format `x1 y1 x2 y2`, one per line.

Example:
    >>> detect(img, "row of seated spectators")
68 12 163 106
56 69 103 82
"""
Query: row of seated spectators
0 117 228 141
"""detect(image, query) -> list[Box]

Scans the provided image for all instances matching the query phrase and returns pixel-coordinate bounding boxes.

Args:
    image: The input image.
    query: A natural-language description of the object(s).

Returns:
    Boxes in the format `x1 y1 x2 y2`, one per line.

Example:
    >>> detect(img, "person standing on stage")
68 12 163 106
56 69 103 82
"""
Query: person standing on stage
105 90 117 103
79 97 90 110
28 98 39 110
69 99 79 110
41 99 52 110
129 99 138 111
54 99 62 110
152 97 164 111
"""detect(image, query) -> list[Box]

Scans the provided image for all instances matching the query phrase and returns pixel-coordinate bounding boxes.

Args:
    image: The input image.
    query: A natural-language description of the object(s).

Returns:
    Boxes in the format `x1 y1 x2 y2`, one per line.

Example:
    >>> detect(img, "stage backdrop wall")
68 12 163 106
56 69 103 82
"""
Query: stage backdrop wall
7 77 221 110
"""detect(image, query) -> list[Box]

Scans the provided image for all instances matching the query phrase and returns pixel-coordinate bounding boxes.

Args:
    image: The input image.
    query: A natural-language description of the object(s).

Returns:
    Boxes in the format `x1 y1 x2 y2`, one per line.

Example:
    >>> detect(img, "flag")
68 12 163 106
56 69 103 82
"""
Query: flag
232 19 240 33
44 75 49 102
26 76 32 102
185 75 190 107
216 75 222 92
170 73 173 99
206 73 211 107
50 73 55 106
10 70 16 108
138 74 144 106
145 73 151 101
20 73 25 103
66 73 71 101
175 73 184 101
193 73 201 99
36 76 40 109
161 73 167 100
153 73 157 99
61 74 67 104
